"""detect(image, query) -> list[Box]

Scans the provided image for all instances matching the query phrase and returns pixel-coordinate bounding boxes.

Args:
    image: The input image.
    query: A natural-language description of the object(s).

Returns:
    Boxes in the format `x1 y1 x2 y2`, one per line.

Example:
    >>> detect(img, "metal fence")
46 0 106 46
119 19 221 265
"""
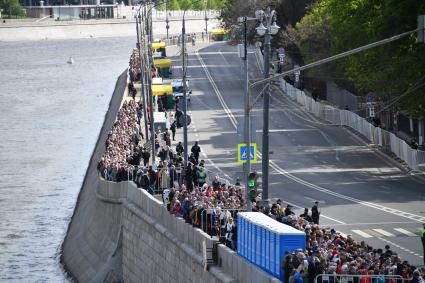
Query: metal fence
200 208 241 238
280 78 425 172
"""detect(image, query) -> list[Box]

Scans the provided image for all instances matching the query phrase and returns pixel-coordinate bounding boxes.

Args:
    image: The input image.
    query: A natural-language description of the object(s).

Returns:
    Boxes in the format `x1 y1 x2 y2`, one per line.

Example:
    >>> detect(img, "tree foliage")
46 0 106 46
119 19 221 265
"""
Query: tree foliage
158 0 224 11
0 0 24 17
167 0 180 10
295 0 425 118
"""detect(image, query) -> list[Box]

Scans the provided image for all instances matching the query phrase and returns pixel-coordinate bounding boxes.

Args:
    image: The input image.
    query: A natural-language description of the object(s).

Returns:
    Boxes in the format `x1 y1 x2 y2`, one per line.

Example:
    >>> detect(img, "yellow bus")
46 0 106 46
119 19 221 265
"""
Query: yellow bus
152 82 174 110
152 41 167 58
153 58 172 78
211 28 229 41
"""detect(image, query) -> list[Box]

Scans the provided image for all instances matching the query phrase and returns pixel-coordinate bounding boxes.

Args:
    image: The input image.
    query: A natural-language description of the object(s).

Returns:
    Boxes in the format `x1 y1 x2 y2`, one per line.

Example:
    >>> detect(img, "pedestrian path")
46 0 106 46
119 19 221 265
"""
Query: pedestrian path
340 227 420 239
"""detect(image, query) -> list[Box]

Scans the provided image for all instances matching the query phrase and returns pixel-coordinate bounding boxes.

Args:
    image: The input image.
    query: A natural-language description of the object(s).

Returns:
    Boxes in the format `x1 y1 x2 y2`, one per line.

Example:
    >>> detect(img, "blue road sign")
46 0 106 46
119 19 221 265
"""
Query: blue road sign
238 143 257 163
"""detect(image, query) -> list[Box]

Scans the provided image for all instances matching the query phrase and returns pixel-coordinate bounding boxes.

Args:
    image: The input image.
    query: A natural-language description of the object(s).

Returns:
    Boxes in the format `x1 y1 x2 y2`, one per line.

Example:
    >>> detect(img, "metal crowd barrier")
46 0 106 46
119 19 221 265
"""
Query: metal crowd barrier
279 78 425 172
200 208 241 238
314 274 404 283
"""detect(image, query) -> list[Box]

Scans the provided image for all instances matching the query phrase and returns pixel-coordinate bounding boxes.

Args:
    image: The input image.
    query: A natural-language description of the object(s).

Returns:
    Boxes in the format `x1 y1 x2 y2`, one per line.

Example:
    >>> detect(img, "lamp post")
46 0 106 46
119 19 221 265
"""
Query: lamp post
237 16 255 211
204 0 208 36
255 7 279 208
165 1 169 39
181 11 188 168
136 11 149 141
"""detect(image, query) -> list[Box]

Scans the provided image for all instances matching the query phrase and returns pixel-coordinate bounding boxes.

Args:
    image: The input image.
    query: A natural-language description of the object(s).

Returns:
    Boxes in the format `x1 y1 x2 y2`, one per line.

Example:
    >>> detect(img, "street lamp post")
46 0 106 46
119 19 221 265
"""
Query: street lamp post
165 1 169 39
182 12 188 168
204 0 208 37
238 16 255 211
255 7 279 208
136 12 149 142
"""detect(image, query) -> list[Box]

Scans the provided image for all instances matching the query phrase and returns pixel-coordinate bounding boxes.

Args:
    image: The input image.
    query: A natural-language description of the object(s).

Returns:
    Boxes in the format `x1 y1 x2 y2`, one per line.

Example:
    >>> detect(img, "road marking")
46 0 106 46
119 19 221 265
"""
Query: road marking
268 129 317 133
372 229 395 237
196 48 425 225
197 51 255 55
331 221 420 226
352 230 373 238
321 215 346 225
394 228 417 237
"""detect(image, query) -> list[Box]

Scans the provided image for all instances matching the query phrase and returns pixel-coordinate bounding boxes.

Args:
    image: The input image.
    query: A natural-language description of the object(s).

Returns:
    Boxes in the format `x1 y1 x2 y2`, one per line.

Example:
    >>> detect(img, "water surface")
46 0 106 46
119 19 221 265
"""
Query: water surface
0 37 134 282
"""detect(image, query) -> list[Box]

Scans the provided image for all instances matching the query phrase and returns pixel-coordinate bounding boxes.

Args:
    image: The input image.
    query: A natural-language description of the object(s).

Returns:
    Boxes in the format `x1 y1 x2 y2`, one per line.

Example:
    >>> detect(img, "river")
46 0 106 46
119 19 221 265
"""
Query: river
0 37 134 282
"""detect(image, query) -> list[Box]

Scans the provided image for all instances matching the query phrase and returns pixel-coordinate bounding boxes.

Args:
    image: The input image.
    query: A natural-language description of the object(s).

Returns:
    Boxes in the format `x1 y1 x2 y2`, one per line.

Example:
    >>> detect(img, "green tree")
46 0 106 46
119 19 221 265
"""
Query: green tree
155 0 165 11
178 0 192 10
295 0 425 118
0 0 24 17
168 0 180 10
192 0 205 11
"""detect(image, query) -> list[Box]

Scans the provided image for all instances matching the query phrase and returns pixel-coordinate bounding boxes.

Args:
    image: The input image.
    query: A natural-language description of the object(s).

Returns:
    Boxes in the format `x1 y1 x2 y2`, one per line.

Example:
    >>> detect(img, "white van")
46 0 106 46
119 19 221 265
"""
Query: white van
171 80 192 102
153 112 170 131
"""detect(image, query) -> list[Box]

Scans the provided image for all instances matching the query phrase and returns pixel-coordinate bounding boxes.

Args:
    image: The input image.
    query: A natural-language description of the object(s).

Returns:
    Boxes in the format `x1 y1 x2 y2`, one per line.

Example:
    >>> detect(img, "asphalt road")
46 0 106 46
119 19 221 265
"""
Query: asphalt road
169 42 425 266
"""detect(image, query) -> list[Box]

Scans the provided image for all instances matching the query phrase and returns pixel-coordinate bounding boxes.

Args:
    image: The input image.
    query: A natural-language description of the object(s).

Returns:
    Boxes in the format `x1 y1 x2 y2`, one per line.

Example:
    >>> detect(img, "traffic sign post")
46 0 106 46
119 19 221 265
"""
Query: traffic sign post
237 143 257 163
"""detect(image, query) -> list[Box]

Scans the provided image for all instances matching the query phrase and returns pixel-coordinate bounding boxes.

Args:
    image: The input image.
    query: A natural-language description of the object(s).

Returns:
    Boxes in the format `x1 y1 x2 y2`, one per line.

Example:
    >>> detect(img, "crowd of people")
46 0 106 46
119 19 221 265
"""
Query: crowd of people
96 47 425 283
97 99 144 182
248 200 425 283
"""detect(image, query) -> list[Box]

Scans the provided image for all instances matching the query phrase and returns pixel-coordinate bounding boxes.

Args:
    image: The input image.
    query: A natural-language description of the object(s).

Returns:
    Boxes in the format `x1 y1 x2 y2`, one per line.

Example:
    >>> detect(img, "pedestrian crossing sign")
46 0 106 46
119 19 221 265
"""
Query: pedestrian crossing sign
237 143 257 163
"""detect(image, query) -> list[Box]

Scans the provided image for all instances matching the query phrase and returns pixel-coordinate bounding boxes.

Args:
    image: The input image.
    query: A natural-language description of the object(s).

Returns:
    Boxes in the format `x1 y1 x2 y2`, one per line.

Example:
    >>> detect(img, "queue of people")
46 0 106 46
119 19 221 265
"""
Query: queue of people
97 99 144 182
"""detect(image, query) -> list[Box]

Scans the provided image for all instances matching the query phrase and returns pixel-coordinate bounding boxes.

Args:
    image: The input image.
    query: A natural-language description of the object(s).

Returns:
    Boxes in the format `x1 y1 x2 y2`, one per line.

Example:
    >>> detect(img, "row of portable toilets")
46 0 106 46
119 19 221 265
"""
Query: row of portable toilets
237 212 306 280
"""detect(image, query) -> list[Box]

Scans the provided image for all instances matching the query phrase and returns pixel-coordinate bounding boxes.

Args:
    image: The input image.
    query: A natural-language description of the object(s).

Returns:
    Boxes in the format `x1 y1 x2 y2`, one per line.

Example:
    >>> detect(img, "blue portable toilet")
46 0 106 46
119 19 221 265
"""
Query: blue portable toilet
237 212 305 281
237 215 243 256
275 221 306 280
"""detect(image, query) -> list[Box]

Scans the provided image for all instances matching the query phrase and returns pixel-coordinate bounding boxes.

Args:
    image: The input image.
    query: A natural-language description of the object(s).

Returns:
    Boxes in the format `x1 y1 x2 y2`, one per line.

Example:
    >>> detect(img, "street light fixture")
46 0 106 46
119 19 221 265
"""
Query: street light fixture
165 1 169 39
256 23 267 36
270 22 280 35
255 7 279 208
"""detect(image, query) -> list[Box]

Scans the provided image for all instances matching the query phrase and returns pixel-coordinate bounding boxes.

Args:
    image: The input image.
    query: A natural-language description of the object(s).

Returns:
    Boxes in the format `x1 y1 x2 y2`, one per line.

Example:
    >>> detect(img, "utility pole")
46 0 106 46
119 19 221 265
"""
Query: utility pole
204 0 208 36
240 17 251 211
165 1 169 39
262 30 271 207
255 7 279 208
182 13 188 168
141 3 155 161
136 12 149 141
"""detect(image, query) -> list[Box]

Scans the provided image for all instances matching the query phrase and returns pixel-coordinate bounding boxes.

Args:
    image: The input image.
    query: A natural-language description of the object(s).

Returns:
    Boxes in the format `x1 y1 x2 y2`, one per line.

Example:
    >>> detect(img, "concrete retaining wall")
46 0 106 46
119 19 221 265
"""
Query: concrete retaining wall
122 182 234 283
0 18 219 42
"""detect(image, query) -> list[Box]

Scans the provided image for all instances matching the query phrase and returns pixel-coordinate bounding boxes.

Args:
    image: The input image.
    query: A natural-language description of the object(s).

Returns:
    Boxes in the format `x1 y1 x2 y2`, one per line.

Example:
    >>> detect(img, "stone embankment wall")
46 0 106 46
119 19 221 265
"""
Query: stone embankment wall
61 69 280 282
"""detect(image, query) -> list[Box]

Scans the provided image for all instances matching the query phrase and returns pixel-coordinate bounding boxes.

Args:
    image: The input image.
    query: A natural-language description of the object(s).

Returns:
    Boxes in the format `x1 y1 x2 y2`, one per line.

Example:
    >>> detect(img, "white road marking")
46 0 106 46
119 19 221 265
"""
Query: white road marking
372 229 395 237
331 221 420 226
394 228 416 237
197 51 255 55
352 230 373 238
321 215 347 225
196 48 425 225
268 129 317 133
